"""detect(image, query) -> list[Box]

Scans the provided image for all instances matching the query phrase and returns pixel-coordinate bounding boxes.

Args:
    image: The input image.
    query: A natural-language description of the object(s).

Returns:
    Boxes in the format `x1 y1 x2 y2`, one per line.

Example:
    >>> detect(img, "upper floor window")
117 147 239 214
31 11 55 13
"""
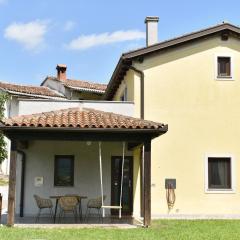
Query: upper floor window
214 53 234 81
218 57 231 77
120 87 128 101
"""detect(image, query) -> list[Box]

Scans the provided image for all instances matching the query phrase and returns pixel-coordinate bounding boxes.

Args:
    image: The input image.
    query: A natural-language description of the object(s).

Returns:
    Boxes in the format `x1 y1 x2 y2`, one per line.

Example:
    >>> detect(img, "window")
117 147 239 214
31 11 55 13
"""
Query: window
120 87 127 101
217 57 231 78
54 155 74 187
208 157 231 190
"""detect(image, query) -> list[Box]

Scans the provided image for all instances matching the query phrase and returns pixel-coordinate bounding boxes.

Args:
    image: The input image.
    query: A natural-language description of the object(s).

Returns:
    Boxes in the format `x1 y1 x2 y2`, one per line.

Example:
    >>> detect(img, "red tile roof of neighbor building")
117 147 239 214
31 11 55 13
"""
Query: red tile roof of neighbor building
1 107 166 130
0 81 65 99
44 76 107 93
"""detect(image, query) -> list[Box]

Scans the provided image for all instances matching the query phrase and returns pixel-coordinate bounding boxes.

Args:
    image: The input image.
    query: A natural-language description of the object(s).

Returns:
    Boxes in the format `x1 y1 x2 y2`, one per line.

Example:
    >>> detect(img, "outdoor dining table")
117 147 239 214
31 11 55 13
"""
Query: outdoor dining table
50 195 88 223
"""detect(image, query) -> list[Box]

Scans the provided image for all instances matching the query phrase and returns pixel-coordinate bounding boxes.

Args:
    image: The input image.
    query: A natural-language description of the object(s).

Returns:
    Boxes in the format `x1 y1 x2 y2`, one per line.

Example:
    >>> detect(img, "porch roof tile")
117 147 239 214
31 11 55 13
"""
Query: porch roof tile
1 107 166 130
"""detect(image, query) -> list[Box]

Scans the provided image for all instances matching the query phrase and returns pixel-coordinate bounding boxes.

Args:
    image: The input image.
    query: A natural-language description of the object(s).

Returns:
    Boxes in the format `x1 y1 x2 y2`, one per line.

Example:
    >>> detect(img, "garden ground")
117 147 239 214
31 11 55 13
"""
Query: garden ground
0 220 240 240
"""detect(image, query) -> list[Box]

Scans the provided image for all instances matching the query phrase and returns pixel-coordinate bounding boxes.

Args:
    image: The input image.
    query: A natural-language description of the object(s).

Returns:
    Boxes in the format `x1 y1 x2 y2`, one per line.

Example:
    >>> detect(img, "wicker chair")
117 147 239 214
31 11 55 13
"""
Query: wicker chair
58 196 78 223
33 194 53 223
85 195 106 222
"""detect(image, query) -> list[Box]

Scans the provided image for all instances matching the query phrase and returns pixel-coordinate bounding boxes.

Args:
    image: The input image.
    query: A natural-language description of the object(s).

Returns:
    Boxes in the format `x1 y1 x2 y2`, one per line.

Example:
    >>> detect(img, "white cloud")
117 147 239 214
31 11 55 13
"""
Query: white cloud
63 20 76 31
66 30 145 50
4 20 49 51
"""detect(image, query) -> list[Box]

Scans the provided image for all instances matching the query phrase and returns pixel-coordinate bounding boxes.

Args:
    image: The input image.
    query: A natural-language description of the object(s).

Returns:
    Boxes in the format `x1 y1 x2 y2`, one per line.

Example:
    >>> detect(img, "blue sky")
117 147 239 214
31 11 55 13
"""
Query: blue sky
0 0 240 86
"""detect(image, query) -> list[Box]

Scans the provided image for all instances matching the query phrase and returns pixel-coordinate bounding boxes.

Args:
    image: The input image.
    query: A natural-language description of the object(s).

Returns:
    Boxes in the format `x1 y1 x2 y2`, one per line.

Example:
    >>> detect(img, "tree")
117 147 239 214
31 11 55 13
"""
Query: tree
0 93 9 164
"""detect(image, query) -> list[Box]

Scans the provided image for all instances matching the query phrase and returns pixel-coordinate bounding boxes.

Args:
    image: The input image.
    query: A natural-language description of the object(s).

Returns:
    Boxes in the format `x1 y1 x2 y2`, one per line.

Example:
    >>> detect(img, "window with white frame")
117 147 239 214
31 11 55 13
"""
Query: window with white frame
206 156 232 190
216 55 233 79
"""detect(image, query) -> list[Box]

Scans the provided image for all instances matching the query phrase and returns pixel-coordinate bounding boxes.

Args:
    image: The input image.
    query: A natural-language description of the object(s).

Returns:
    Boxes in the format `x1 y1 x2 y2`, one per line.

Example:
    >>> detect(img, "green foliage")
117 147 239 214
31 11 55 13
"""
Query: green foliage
0 176 8 186
0 93 9 164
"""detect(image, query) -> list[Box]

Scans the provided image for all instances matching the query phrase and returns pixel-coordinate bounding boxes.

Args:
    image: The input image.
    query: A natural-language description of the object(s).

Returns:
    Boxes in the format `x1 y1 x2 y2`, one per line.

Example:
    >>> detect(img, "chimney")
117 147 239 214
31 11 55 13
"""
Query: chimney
56 64 67 81
145 16 159 46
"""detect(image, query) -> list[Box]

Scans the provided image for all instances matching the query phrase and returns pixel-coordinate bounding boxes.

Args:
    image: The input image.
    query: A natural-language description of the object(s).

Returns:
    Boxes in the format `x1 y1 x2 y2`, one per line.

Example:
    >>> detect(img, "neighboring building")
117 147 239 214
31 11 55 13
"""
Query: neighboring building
2 18 240 227
0 82 65 174
0 66 107 174
41 64 107 100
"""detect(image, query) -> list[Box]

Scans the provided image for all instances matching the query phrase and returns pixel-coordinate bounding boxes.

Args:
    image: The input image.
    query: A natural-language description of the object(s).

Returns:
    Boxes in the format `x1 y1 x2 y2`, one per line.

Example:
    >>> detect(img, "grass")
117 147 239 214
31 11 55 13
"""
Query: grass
0 220 240 240
0 177 8 186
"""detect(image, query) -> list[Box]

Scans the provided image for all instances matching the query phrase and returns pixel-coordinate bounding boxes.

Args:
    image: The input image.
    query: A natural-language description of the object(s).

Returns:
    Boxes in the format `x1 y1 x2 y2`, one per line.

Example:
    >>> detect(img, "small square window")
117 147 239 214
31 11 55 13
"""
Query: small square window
217 57 231 78
54 155 74 187
208 157 231 189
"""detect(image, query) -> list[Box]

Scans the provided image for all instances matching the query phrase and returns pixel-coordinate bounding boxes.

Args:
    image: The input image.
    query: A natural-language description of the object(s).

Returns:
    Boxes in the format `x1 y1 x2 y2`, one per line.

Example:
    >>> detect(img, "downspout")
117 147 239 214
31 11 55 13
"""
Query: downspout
128 66 144 119
17 150 26 218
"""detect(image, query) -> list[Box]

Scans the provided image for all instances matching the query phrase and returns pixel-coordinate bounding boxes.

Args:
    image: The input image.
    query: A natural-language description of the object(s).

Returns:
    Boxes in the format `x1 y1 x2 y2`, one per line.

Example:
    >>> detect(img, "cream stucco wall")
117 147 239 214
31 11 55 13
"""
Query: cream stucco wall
15 141 140 217
113 35 240 216
113 70 134 102
113 70 141 118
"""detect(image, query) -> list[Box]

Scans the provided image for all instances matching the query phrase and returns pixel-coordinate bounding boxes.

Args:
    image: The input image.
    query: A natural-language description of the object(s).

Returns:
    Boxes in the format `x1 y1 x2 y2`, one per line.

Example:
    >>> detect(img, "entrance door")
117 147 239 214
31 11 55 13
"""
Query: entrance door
111 156 133 215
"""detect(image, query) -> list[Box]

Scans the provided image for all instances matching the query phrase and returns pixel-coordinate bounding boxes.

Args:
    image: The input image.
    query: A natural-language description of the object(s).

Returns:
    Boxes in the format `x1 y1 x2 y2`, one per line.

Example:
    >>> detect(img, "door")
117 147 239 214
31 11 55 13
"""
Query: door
111 156 133 215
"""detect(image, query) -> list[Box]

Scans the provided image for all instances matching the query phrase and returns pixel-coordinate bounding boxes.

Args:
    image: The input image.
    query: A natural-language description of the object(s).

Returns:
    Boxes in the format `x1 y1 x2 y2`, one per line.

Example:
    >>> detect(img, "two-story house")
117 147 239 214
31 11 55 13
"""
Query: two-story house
105 18 240 217
2 17 240 227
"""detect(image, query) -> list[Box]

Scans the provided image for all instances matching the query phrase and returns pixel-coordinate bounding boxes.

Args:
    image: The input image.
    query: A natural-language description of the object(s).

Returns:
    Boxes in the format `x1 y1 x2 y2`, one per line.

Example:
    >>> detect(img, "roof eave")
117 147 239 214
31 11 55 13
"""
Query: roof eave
104 57 132 100
104 23 240 100
10 91 64 99
0 125 168 133
123 23 240 59
0 88 65 100
0 124 168 141
64 85 105 94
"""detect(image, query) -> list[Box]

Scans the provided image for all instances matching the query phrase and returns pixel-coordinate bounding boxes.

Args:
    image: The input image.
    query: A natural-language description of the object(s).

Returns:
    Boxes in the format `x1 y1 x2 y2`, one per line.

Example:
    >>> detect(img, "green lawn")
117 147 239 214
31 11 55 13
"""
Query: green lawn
0 220 240 240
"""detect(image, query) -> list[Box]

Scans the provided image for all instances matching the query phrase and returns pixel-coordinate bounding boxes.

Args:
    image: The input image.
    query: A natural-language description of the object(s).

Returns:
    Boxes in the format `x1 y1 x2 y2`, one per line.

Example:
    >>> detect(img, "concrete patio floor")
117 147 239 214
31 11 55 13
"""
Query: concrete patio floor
0 214 140 228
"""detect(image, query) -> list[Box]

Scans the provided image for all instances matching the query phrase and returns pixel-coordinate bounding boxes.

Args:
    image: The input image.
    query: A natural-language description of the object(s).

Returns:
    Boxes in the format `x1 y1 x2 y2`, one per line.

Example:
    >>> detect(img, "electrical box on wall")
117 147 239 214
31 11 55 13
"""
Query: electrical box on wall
165 178 176 189
34 177 43 187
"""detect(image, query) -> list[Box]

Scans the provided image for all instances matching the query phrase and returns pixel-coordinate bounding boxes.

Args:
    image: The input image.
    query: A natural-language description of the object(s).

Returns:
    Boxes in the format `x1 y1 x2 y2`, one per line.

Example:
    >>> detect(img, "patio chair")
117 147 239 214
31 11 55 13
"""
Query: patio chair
85 195 106 223
64 194 85 221
33 194 53 223
58 196 78 223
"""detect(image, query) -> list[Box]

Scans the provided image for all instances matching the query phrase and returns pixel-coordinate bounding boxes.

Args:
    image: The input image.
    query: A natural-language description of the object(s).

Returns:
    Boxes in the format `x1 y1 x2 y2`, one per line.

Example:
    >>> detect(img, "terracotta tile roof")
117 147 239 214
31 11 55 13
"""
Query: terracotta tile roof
0 81 65 99
46 77 107 93
1 107 166 130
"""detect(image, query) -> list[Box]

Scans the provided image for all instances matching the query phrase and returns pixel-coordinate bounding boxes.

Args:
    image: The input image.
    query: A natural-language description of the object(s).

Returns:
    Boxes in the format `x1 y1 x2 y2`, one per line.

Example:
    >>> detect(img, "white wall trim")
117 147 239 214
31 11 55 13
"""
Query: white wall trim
214 53 234 81
204 153 236 194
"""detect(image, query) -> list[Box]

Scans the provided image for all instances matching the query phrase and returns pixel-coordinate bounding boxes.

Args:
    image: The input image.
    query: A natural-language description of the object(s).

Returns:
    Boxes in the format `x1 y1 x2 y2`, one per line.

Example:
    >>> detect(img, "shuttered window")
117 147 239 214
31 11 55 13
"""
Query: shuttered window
217 57 231 77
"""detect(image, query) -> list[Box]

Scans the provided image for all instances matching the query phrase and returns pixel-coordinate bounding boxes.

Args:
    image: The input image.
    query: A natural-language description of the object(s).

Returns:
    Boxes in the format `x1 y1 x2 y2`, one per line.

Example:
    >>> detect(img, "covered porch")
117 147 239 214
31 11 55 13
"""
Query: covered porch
0 107 167 227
